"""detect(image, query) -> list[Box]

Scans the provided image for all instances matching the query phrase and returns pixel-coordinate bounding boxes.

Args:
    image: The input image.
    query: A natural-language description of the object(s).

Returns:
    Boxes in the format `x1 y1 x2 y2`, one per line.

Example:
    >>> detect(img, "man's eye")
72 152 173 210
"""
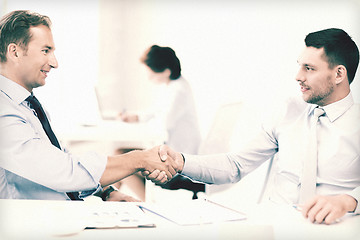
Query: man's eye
306 66 314 71
42 49 49 54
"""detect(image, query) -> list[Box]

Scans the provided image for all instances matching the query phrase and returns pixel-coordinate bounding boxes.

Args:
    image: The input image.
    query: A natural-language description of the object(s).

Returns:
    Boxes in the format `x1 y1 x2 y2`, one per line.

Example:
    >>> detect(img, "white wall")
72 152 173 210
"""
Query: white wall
97 0 360 137
2 0 360 137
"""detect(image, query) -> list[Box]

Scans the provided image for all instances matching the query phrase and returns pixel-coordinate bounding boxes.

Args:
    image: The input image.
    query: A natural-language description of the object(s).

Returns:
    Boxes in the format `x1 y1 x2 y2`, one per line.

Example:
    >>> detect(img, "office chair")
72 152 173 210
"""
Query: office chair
203 101 274 206
198 102 245 155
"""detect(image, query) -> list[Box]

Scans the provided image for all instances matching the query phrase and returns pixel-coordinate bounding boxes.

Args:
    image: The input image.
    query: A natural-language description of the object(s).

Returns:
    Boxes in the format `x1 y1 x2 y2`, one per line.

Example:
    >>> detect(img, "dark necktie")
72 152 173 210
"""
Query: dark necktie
26 94 82 201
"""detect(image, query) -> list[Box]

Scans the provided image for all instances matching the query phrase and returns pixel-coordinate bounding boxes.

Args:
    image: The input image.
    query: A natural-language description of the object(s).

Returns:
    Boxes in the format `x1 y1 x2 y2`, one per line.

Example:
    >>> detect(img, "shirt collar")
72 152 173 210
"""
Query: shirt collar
308 92 354 122
0 74 31 105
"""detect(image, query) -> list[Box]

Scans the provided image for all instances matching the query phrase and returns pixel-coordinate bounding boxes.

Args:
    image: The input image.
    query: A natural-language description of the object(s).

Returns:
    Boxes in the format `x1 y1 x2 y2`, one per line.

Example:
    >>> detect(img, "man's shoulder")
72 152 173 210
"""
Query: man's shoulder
351 101 360 111
347 102 360 121
0 92 24 118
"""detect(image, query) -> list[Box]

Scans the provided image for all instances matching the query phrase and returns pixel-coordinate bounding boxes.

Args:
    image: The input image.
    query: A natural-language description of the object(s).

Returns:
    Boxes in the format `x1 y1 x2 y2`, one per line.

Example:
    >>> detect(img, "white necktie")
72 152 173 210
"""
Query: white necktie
299 107 325 204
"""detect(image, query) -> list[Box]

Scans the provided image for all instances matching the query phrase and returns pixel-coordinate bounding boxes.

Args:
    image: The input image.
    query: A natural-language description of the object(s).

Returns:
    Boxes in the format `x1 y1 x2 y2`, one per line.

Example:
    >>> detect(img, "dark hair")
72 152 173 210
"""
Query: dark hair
305 28 359 84
140 45 181 80
0 10 51 62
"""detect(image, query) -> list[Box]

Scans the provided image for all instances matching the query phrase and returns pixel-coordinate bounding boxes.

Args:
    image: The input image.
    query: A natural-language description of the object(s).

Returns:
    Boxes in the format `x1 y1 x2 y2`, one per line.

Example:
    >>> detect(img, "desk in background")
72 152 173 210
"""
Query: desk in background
56 120 167 152
1 199 358 240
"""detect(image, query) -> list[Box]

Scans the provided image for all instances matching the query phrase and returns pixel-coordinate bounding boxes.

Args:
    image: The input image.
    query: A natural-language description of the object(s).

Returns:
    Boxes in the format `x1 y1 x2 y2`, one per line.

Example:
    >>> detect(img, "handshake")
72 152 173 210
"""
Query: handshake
139 145 185 184
100 145 184 187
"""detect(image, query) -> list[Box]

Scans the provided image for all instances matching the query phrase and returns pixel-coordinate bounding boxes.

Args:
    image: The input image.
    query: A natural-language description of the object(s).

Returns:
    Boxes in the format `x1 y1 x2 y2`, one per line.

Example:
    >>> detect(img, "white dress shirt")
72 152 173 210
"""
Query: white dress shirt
139 76 201 154
182 93 360 213
0 75 106 200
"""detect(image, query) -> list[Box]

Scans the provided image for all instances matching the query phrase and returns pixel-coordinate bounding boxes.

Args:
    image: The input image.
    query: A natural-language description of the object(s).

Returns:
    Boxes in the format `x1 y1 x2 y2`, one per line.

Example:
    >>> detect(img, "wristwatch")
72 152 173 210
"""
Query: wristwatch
101 185 118 201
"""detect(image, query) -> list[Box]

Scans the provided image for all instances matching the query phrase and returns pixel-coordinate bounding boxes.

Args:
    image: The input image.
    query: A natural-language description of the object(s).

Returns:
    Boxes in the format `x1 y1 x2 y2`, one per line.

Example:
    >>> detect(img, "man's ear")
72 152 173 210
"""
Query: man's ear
7 43 20 61
335 65 347 85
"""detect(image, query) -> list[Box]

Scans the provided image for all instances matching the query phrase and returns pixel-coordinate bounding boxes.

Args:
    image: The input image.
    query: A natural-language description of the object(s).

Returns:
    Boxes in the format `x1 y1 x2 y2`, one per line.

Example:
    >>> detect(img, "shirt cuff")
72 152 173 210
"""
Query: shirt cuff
180 153 216 184
181 153 197 176
80 184 103 199
347 186 360 214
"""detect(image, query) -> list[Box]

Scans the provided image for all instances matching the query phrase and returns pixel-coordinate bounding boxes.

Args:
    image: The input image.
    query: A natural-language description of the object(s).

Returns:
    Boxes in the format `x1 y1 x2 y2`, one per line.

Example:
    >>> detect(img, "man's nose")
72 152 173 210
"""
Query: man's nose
295 69 305 83
49 53 58 69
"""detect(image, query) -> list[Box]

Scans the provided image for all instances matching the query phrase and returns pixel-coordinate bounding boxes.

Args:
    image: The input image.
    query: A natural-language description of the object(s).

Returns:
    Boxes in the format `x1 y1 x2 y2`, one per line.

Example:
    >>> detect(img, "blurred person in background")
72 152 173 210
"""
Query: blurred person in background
119 45 204 199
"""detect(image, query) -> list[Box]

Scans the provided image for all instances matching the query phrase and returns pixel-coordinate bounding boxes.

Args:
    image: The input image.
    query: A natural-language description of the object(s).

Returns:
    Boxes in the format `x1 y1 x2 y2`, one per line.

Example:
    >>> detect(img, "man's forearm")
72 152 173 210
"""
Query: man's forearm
100 146 178 187
100 152 141 187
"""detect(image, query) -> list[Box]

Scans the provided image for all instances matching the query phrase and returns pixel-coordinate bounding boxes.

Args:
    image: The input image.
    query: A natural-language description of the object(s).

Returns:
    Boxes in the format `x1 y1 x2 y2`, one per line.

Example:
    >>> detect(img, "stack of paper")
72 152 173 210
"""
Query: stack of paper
138 198 247 225
85 202 156 229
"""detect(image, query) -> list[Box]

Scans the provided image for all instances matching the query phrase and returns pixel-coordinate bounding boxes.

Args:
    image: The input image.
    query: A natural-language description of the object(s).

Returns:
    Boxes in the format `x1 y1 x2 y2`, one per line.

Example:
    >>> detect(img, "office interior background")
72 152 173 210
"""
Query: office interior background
1 0 360 142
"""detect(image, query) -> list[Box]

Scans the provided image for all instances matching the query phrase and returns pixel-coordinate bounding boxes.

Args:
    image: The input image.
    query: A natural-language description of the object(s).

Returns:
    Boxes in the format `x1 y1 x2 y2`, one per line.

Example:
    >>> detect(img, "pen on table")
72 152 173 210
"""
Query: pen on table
204 198 247 216
137 205 178 224
293 204 302 211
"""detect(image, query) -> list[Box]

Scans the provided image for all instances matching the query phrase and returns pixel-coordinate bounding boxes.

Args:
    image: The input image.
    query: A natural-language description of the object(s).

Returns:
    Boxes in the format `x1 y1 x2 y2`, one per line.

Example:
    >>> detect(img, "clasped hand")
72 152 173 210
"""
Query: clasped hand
142 145 184 184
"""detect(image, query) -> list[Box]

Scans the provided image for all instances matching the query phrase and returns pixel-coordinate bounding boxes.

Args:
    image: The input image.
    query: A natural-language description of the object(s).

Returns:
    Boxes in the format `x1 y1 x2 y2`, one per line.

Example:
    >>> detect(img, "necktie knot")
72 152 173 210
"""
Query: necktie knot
314 107 325 119
26 95 41 110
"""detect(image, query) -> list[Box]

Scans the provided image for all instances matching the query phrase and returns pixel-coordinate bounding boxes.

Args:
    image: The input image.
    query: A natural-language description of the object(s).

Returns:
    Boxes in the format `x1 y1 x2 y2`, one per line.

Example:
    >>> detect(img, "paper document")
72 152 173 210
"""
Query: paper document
85 202 156 229
139 198 247 225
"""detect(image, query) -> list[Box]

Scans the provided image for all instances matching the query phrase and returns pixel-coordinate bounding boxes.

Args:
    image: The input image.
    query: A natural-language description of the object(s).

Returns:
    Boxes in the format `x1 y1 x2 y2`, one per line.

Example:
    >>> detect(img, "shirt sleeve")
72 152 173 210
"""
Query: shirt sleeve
181 153 241 184
0 104 107 193
180 99 283 185
347 186 360 214
181 125 278 184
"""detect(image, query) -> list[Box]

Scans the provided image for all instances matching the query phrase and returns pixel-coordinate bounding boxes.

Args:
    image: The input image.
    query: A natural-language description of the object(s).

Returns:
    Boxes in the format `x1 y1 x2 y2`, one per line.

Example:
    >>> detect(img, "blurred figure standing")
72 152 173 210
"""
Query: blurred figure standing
120 45 204 198
122 45 201 154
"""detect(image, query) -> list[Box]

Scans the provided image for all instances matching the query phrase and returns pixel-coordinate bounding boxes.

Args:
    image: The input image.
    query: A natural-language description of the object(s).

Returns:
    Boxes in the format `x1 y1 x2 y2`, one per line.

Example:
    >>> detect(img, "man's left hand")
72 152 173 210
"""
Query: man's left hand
106 190 140 202
301 194 357 224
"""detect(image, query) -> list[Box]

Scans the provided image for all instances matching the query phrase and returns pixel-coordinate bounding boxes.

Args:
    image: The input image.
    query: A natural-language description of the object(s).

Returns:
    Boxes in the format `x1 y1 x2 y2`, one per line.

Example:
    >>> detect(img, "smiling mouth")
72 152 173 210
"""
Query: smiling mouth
40 70 49 77
300 85 310 92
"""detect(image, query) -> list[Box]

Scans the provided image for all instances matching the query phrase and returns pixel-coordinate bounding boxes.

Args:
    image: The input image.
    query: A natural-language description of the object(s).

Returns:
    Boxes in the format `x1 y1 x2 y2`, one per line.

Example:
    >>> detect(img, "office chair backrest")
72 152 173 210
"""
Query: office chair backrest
198 102 244 155
201 101 273 206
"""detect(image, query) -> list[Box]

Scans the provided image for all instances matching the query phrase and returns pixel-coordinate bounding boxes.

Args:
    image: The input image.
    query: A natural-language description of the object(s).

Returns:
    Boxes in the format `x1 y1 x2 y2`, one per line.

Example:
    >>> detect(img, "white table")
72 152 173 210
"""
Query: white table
1 199 358 240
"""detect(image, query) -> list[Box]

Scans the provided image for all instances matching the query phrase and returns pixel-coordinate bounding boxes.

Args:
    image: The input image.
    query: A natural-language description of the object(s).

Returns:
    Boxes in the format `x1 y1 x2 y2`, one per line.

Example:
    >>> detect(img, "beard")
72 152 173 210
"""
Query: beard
304 75 334 106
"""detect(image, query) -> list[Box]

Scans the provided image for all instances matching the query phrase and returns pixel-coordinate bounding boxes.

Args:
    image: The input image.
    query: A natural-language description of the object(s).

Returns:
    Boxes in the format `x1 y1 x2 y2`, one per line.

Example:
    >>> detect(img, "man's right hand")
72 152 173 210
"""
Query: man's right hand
119 112 139 122
137 146 178 181
158 145 184 172
141 145 185 184
100 145 178 187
